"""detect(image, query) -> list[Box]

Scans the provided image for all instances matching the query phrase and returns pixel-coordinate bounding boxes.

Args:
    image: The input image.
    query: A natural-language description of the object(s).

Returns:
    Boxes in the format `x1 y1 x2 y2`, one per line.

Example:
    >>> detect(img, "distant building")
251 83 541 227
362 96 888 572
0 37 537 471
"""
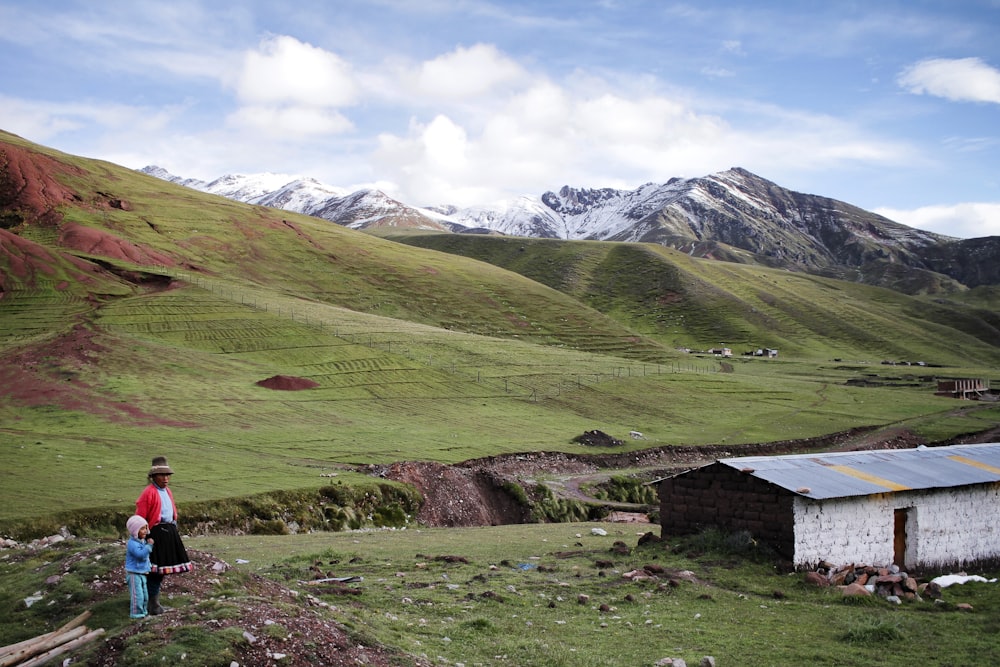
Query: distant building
708 347 732 357
656 443 1000 570
936 378 991 400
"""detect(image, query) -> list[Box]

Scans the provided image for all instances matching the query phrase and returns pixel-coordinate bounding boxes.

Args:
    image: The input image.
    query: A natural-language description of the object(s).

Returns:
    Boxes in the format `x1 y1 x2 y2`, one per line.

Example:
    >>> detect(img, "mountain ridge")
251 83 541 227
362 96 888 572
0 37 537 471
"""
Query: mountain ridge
141 164 995 293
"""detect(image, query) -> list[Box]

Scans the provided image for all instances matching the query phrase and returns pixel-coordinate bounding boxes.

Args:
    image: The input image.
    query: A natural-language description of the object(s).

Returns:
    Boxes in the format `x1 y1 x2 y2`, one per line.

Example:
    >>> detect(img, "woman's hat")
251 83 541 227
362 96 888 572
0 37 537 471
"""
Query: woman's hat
126 515 148 538
148 456 174 476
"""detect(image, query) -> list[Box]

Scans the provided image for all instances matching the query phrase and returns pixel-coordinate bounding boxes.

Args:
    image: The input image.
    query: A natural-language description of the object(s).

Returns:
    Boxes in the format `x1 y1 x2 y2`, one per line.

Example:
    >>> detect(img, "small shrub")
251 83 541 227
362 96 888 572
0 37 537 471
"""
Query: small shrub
459 617 496 634
842 614 904 645
680 527 776 561
501 481 529 506
250 519 289 535
372 503 408 527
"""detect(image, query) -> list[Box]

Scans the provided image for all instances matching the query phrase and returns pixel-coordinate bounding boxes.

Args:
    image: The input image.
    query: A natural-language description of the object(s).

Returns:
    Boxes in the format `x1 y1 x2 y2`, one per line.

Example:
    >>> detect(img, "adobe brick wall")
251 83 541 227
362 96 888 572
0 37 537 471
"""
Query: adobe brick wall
658 462 795 557
792 482 1000 570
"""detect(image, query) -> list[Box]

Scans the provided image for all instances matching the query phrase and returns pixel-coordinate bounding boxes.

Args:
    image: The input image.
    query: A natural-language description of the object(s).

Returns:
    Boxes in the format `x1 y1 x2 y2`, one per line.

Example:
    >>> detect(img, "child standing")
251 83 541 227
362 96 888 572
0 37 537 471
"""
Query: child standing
125 515 154 619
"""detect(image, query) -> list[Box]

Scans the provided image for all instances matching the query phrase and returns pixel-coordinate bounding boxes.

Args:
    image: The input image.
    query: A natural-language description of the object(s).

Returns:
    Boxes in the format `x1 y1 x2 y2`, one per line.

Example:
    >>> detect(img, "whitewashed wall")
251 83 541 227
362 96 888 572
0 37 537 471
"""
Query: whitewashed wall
792 483 1000 569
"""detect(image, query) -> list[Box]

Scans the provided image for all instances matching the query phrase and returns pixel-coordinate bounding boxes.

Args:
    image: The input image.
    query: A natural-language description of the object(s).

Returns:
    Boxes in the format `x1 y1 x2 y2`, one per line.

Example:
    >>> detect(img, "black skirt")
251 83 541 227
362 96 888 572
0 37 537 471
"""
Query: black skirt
148 522 193 575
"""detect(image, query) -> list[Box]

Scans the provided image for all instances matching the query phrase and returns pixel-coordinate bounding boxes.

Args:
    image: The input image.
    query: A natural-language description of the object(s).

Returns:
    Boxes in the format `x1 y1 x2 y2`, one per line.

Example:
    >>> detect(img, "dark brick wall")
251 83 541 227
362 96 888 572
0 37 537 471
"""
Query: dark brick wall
658 462 796 557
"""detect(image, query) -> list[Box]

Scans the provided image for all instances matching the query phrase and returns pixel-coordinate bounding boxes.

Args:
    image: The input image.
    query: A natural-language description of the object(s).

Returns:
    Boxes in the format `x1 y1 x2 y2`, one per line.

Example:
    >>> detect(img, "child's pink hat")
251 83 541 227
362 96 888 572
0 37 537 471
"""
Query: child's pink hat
126 515 148 538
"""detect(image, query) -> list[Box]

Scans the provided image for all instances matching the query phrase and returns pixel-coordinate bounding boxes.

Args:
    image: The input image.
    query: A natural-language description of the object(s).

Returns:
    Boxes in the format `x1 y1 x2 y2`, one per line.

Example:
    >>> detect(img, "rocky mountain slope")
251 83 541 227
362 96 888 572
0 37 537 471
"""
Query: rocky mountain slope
141 166 998 293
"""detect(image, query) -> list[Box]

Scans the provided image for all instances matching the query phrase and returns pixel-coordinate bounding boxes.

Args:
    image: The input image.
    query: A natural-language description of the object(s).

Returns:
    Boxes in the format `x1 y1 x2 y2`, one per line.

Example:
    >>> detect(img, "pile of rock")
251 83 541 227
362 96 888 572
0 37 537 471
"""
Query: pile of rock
0 527 74 551
804 562 926 602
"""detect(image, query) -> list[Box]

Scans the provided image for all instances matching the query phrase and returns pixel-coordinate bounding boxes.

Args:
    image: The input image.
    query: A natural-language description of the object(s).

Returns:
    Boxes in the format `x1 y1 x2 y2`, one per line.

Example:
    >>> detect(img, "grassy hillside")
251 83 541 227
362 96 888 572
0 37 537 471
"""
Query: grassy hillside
385 233 1000 366
1 131 999 531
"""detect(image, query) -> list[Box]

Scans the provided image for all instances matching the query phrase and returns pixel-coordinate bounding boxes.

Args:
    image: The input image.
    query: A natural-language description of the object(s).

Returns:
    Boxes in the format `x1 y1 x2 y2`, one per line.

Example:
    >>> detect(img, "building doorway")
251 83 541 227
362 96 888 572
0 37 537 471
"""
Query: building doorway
893 508 912 567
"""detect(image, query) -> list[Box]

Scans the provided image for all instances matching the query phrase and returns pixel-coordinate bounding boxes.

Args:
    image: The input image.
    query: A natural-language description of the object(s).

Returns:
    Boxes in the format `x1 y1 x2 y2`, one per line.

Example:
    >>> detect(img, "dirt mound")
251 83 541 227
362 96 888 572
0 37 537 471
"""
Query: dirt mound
572 429 624 447
256 375 320 390
378 461 529 527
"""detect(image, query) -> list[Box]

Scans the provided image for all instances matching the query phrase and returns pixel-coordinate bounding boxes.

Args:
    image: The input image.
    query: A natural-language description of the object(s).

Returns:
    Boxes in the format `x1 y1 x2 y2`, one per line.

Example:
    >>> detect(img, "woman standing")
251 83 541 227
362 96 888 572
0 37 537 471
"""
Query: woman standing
135 456 193 614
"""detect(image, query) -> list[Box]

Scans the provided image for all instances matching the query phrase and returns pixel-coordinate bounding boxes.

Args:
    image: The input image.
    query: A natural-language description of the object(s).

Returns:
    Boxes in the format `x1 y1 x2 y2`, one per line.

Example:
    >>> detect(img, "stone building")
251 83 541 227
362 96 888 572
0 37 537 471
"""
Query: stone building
656 443 1000 570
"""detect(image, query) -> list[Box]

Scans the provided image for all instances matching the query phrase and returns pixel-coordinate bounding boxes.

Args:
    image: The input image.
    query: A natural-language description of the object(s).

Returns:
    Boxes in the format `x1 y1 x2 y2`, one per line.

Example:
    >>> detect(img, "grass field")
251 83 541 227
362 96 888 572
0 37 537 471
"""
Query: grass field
4 525 996 667
2 129 1000 667
2 130 999 534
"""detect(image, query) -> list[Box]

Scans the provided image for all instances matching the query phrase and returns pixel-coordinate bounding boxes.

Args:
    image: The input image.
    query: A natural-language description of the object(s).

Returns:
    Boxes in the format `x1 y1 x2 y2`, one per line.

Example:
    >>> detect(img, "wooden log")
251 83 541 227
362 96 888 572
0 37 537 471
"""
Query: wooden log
17 628 105 667
0 627 88 667
0 610 92 663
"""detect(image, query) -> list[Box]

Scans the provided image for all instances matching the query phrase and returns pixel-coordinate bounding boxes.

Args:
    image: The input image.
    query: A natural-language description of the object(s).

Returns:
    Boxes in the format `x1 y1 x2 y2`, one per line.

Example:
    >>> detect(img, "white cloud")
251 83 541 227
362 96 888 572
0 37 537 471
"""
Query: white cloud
898 57 1000 104
0 95 179 143
227 105 353 138
236 35 359 107
229 35 359 138
412 43 527 100
372 69 918 207
875 203 1000 239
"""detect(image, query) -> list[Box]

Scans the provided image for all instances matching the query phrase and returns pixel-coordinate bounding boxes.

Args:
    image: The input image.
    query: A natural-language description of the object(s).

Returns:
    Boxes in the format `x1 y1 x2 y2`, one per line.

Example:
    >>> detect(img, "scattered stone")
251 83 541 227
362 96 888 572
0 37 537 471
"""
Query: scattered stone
839 583 871 597
434 555 470 564
611 541 631 555
638 531 661 545
578 594 590 604
591 528 608 536
803 571 829 587
956 603 974 612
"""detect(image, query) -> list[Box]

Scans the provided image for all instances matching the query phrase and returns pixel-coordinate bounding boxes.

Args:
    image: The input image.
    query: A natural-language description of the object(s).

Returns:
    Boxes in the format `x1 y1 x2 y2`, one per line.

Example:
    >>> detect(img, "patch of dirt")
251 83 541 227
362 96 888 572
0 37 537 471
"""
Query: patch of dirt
571 430 624 447
256 375 320 391
377 426 935 528
0 141 84 228
58 222 176 267
54 547 429 667
0 227 109 293
0 323 200 427
374 461 530 527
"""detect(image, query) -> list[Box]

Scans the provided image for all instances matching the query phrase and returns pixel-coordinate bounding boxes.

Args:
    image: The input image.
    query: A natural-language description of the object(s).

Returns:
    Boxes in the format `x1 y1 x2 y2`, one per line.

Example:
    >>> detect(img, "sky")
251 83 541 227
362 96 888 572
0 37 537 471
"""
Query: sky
2 1 999 238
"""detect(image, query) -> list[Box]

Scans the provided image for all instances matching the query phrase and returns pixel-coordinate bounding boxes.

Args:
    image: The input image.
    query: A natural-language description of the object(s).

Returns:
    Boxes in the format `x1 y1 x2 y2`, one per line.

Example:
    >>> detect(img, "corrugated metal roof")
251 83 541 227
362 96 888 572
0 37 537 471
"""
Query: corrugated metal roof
718 443 1000 500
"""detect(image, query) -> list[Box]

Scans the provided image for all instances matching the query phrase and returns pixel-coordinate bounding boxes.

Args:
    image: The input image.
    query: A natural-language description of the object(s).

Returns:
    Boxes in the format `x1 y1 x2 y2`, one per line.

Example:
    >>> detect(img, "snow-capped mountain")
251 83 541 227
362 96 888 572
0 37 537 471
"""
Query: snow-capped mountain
140 166 453 232
141 164 989 290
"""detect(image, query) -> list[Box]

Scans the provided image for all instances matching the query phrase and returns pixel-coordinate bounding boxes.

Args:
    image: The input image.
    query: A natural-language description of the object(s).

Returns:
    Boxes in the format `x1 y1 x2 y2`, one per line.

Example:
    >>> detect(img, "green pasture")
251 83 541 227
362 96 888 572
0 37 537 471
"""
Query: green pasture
4 525 997 667
1 131 999 536
1 275 996 526
3 524 999 667
190 525 996 666
389 233 1000 367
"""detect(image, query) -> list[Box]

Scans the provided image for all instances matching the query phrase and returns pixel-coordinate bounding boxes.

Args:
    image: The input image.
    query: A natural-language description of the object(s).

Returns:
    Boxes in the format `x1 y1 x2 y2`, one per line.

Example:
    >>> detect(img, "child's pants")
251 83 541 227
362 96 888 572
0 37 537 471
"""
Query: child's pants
127 571 149 618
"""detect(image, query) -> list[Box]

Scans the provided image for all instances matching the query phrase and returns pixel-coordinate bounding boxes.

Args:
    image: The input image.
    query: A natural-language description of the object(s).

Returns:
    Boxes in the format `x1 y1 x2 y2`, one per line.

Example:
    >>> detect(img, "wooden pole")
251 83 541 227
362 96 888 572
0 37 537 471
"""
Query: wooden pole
17 629 106 667
0 627 88 667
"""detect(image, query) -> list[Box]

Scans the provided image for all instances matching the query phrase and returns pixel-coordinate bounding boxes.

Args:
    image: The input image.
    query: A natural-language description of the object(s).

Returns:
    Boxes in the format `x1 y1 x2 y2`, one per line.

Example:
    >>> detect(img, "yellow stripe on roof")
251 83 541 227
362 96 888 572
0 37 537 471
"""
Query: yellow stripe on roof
828 465 911 491
948 455 1000 476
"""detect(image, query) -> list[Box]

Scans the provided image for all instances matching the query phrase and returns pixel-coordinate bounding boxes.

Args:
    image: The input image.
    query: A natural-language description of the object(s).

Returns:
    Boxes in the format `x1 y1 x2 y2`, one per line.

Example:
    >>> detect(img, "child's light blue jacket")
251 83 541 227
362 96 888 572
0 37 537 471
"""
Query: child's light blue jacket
126 536 153 574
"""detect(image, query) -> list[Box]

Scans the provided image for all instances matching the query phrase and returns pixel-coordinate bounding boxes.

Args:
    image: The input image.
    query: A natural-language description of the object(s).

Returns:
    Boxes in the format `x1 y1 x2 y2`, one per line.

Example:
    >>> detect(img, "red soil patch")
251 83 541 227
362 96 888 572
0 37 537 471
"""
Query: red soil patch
0 227 113 293
256 375 320 390
0 324 199 428
0 140 84 226
58 222 176 267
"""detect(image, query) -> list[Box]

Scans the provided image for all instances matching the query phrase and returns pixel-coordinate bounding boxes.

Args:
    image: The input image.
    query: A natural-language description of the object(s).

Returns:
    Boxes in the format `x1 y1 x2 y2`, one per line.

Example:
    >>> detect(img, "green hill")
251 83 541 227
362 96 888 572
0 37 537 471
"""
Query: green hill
2 130 999 530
